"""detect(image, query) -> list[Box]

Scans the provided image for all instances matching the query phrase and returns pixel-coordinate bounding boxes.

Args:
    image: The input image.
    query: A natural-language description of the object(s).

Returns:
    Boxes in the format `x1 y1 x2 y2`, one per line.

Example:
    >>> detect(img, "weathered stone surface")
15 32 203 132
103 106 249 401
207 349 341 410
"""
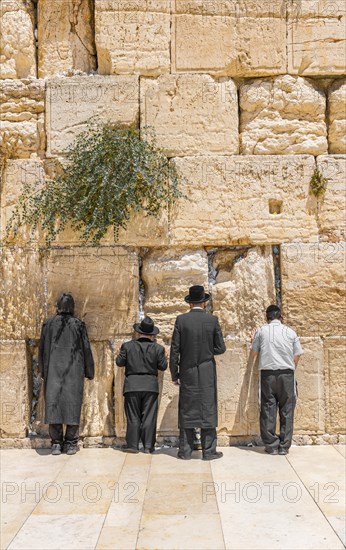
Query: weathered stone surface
212 246 276 340
324 338 346 433
0 80 45 158
0 159 45 242
328 80 346 154
0 0 36 79
240 76 328 155
216 342 259 436
0 341 30 437
172 1 286 76
80 342 115 437
46 247 139 340
281 242 346 337
140 75 238 156
0 247 45 340
295 338 325 433
316 155 346 241
46 76 139 156
95 0 170 75
287 0 346 75
156 370 180 436
37 0 97 78
141 248 209 342
170 155 318 245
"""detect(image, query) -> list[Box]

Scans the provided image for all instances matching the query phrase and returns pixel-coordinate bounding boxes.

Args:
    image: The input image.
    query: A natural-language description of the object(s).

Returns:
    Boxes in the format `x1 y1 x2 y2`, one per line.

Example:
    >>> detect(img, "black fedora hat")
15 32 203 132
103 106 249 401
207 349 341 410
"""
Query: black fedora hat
185 285 210 304
133 316 160 335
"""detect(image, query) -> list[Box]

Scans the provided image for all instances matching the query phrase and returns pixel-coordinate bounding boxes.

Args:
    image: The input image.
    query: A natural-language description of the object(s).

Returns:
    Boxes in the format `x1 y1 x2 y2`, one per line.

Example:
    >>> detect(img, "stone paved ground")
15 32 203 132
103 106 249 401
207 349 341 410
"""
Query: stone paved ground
1 446 345 550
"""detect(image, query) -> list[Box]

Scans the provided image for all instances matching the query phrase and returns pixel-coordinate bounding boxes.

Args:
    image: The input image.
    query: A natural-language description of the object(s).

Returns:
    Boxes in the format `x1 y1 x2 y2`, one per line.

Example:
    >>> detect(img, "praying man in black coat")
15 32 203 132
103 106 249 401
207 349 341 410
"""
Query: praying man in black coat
116 317 167 453
170 285 226 461
39 293 94 455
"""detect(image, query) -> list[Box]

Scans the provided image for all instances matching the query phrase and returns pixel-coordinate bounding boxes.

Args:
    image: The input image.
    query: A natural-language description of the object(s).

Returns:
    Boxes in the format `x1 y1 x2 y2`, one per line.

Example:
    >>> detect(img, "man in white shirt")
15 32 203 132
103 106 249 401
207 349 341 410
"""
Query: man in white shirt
250 304 303 455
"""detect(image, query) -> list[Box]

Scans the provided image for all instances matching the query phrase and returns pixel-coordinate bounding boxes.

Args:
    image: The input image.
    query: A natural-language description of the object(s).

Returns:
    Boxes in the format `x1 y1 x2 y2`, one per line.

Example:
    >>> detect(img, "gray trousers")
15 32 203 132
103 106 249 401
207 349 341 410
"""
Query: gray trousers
260 369 296 451
179 428 217 458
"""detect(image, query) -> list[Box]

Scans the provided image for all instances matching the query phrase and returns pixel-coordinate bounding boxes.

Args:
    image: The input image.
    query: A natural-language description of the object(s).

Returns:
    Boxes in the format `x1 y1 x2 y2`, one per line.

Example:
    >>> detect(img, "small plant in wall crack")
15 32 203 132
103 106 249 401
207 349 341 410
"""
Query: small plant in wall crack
5 124 183 246
309 168 327 198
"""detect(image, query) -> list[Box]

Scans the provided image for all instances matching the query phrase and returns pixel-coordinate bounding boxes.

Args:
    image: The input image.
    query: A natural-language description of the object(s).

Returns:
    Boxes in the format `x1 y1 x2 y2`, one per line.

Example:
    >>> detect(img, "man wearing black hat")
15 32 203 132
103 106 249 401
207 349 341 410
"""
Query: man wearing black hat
116 317 167 453
170 285 226 460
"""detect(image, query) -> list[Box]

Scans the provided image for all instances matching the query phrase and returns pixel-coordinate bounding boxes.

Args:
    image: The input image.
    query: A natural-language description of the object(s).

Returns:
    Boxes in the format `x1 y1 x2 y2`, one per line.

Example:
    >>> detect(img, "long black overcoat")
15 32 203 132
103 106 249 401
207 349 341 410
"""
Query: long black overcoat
39 314 94 425
169 309 226 429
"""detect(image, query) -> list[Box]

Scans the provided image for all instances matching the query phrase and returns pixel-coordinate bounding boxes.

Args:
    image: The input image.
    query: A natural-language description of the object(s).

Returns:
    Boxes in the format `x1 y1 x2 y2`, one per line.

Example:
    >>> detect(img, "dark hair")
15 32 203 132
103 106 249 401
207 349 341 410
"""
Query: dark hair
57 292 75 315
266 304 281 321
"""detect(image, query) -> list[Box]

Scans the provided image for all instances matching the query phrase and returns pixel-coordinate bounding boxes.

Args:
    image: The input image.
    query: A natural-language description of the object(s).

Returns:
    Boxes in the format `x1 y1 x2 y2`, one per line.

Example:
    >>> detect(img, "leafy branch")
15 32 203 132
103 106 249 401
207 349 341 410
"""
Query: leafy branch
5 124 183 246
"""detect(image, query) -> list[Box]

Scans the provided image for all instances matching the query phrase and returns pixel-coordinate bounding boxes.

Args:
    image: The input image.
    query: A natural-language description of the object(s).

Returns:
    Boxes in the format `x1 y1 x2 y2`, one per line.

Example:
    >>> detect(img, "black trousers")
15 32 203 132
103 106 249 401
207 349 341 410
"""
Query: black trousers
49 424 79 446
124 391 158 451
260 369 296 451
179 428 217 458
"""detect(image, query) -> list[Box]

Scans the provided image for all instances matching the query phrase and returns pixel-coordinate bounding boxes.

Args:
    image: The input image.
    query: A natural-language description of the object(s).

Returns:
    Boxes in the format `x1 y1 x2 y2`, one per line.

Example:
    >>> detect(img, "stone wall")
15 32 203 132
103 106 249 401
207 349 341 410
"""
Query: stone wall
0 0 345 446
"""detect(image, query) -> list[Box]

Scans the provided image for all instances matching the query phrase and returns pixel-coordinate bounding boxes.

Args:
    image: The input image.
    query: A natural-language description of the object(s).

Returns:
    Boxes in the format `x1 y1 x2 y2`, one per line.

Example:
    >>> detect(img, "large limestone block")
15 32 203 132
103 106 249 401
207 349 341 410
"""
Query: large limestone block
157 370 180 436
173 1 286 76
0 0 36 79
46 76 139 156
0 341 30 437
37 0 97 78
240 76 328 155
328 80 346 154
0 79 45 158
95 0 170 75
281 242 346 337
216 342 259 436
295 338 325 433
212 247 276 340
316 155 346 241
0 247 45 340
141 248 209 342
324 337 346 433
80 342 115 437
46 247 139 340
287 0 346 75
170 155 318 245
141 75 238 156
0 159 45 242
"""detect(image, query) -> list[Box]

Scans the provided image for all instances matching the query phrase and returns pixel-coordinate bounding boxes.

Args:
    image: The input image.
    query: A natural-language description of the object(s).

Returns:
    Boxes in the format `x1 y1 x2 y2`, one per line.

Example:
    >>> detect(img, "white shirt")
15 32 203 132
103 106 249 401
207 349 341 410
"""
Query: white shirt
251 320 303 371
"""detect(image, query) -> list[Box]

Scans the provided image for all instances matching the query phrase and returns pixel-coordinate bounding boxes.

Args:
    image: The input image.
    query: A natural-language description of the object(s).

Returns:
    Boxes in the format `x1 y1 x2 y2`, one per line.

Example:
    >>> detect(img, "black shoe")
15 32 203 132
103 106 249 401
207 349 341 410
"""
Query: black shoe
66 443 78 455
265 448 278 455
51 443 62 455
143 448 154 454
203 452 223 461
122 445 139 454
278 447 288 455
177 452 191 460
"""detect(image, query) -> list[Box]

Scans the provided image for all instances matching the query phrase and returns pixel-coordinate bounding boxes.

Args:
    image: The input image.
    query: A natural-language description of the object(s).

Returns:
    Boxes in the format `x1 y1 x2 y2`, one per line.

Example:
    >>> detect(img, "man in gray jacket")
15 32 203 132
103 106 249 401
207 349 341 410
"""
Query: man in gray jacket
250 304 303 455
170 285 226 461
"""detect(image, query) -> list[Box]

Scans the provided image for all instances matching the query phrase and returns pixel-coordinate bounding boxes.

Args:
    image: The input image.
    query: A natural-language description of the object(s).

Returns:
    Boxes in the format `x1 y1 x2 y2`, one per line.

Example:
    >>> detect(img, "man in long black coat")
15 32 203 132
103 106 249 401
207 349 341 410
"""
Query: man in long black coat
170 285 226 460
116 317 167 453
39 293 94 455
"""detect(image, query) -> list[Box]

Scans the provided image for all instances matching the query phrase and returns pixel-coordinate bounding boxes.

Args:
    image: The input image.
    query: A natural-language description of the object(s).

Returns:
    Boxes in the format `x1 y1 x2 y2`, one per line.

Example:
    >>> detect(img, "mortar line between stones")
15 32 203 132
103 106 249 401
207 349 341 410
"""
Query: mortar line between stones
285 454 345 547
5 452 73 549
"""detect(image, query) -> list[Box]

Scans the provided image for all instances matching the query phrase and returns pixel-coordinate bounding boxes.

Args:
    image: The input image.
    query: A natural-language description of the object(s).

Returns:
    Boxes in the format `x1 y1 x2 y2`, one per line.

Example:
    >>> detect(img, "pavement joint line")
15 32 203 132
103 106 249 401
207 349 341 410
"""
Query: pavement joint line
209 460 227 550
286 453 346 548
135 451 154 550
93 449 127 550
5 451 72 549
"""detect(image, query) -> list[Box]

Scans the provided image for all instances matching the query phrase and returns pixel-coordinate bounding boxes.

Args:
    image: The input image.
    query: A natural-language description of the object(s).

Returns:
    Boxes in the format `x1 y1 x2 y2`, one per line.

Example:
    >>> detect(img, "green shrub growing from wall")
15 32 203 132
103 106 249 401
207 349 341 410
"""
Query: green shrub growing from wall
6 124 183 246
